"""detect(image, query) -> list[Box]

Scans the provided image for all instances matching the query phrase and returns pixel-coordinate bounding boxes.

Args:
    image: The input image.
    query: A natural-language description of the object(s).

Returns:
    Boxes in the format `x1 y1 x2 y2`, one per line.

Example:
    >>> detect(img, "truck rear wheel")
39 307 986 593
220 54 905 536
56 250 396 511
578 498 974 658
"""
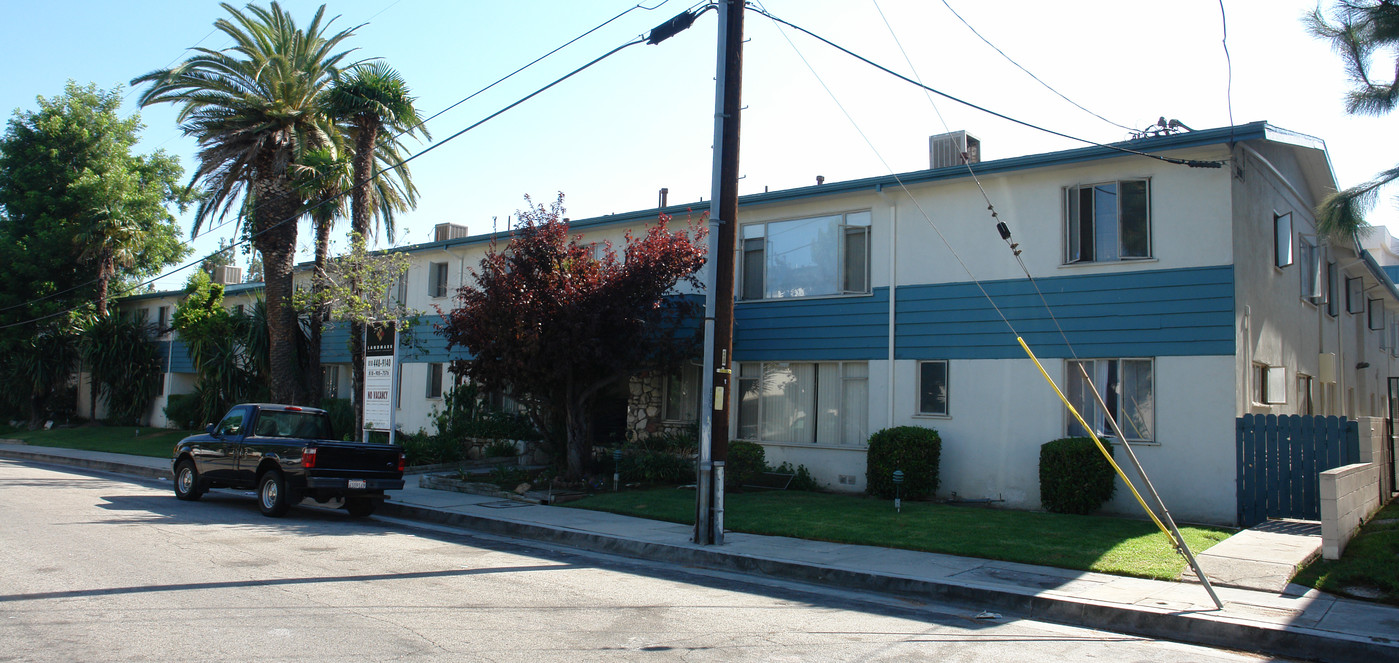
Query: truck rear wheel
258 471 291 517
345 496 377 518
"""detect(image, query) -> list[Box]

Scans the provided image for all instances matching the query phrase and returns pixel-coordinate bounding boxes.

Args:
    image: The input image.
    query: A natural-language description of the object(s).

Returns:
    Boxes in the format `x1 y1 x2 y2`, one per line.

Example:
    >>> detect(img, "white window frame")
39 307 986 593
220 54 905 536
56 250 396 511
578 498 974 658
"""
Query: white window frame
1299 234 1321 302
428 262 448 298
1064 179 1152 264
1066 358 1155 443
426 363 444 399
735 360 869 445
1298 374 1314 415
322 365 339 399
916 360 949 416
661 361 701 423
738 210 872 300
1327 260 1340 316
1346 276 1365 314
1274 212 1293 268
1252 363 1287 406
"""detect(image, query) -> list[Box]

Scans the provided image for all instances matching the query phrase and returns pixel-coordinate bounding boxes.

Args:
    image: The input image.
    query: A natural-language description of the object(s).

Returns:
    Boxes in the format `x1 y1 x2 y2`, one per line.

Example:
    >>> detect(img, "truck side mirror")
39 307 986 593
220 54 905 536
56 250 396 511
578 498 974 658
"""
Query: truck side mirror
205 424 216 435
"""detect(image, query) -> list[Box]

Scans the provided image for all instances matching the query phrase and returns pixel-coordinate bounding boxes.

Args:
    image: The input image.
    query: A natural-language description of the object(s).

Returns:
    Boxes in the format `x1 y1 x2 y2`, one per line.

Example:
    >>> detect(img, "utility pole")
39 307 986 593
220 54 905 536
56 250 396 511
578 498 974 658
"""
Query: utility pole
695 0 744 545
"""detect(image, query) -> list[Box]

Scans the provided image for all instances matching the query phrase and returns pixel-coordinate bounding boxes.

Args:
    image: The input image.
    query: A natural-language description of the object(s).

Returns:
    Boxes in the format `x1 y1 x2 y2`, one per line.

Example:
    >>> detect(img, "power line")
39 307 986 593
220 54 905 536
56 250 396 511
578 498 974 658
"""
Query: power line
1219 0 1235 144
2 2 676 321
1 30 667 331
747 5 1225 170
937 0 1136 133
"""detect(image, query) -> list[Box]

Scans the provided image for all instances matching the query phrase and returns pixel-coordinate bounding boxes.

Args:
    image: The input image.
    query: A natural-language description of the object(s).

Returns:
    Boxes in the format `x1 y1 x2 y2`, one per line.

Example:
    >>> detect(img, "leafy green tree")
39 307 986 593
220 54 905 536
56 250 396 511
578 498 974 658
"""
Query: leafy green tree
0 81 189 322
134 2 357 404
323 61 427 433
1306 1 1399 243
0 82 188 421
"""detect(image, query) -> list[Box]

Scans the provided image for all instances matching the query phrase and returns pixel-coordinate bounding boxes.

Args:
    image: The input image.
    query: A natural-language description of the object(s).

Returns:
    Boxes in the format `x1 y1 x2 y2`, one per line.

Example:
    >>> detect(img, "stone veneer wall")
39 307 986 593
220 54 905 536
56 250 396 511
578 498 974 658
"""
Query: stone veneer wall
626 372 694 441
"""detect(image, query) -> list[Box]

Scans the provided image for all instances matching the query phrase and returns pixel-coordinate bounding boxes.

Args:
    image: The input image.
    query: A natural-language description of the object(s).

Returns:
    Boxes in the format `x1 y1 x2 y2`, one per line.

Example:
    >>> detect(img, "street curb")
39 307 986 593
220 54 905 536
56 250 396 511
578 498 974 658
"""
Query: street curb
376 500 1395 663
0 448 169 482
3 448 1394 662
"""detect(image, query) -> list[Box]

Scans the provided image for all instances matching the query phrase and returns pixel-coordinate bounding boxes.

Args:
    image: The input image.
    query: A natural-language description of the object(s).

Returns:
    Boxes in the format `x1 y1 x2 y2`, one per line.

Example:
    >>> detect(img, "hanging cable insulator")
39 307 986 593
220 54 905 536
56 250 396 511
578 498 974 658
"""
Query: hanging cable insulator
996 221 1012 241
646 9 698 45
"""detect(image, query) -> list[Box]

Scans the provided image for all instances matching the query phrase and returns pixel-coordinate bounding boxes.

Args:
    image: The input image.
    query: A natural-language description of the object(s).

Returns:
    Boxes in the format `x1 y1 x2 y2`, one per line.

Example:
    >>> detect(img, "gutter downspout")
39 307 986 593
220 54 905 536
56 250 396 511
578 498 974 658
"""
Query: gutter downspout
887 195 897 428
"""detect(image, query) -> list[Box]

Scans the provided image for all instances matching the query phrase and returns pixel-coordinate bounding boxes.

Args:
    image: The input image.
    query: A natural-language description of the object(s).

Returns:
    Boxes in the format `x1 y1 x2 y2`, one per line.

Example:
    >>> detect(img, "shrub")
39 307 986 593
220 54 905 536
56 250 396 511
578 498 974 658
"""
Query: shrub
483 439 519 458
163 394 204 430
319 398 354 441
772 461 819 491
1039 436 1116 514
726 440 766 491
865 426 941 499
399 429 463 466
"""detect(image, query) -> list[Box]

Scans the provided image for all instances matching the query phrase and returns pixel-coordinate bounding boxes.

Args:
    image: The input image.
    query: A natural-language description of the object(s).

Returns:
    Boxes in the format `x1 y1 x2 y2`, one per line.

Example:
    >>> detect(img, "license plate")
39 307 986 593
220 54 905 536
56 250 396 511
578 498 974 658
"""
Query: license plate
348 479 366 489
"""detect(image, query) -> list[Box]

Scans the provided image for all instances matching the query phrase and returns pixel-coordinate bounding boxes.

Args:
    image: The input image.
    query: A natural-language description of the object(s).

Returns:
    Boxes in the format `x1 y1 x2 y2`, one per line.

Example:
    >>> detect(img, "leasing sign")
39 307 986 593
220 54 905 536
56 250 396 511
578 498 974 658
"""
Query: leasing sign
364 321 396 434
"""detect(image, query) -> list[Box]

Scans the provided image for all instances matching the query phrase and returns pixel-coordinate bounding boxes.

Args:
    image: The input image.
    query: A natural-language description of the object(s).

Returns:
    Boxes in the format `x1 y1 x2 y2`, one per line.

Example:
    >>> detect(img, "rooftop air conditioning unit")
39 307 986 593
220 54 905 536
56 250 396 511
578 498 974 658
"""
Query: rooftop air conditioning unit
211 265 243 285
929 130 981 170
434 223 469 243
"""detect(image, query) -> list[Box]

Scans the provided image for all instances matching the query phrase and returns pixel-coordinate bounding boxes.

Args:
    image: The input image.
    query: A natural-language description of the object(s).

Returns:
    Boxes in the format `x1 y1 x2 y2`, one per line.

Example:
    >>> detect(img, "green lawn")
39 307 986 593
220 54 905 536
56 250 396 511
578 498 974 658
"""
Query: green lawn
1 426 194 458
569 488 1232 580
1292 499 1399 606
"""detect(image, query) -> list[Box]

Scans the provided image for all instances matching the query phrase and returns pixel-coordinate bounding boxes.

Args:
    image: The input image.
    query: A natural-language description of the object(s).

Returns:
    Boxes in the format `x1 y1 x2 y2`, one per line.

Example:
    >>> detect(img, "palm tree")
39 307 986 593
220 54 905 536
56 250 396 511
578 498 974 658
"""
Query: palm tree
1306 1 1399 244
322 62 427 434
132 2 358 404
75 204 144 318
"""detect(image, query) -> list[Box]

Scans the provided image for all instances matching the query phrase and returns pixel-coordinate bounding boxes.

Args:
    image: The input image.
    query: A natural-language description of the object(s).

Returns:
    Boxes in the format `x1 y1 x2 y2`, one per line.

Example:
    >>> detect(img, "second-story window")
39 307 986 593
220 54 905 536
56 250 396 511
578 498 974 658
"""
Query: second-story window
429 262 448 298
740 211 871 300
1065 180 1150 264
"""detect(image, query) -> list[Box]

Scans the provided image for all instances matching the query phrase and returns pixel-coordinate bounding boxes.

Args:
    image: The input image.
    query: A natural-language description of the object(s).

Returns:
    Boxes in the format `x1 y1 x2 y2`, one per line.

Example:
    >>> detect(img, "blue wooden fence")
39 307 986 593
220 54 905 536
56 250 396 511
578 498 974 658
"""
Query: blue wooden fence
1235 414 1360 527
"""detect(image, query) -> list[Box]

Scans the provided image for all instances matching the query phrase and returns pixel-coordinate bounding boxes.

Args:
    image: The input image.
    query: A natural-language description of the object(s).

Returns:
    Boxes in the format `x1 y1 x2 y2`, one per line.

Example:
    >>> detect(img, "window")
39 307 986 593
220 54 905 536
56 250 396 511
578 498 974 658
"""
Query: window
662 362 701 422
426 363 444 399
917 360 949 416
739 211 872 300
385 274 407 308
157 306 169 332
1065 180 1150 263
1370 299 1386 331
1346 277 1365 314
428 262 448 298
1274 212 1293 268
1066 358 1154 442
736 361 868 445
1327 261 1339 316
322 365 339 399
1299 236 1321 300
1252 363 1286 405
1298 374 1314 415
234 304 245 316
215 406 250 436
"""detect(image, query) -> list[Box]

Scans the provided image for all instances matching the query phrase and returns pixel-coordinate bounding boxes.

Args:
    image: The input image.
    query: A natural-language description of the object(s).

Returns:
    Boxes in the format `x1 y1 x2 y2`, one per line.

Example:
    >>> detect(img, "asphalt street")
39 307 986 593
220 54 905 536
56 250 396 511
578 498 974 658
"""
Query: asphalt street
0 460 1290 662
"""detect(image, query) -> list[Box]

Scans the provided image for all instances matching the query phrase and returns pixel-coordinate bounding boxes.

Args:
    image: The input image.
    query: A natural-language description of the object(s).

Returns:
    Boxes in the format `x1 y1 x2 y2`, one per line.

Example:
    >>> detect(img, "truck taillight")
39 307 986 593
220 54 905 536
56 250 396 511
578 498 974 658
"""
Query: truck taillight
302 447 317 468
397 452 406 472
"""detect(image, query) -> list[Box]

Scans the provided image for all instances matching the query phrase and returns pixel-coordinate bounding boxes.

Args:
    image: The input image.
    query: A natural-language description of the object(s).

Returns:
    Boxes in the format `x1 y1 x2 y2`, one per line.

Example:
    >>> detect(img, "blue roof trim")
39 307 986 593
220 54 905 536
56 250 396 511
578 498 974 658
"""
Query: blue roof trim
129 121 1306 302
303 121 1285 263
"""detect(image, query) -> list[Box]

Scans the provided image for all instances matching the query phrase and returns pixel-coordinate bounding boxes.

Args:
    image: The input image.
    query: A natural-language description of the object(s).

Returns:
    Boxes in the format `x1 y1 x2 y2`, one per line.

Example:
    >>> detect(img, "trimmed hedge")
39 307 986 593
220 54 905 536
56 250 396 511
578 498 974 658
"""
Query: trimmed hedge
865 426 941 499
163 394 203 431
727 440 767 491
1039 436 1116 514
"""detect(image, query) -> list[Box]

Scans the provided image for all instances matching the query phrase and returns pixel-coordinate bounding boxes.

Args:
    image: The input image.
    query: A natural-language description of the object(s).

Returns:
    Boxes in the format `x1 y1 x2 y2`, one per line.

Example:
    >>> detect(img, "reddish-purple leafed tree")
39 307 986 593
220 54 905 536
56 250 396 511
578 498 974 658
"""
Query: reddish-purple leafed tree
438 194 707 479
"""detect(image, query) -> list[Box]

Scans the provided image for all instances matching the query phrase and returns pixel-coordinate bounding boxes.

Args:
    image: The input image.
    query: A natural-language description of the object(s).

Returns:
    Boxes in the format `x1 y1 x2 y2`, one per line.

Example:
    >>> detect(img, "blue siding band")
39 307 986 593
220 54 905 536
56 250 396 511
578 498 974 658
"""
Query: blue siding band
733 265 1234 361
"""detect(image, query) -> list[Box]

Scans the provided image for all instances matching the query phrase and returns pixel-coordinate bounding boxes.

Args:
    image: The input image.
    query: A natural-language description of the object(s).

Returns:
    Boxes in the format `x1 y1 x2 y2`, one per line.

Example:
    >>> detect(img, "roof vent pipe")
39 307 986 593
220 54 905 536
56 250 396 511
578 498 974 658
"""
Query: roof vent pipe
659 187 669 208
816 175 825 185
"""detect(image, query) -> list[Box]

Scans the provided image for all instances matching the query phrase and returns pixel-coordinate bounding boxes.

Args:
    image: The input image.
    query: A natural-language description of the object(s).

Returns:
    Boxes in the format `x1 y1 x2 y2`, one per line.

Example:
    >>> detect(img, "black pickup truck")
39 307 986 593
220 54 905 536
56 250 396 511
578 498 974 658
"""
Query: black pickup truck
171 403 405 518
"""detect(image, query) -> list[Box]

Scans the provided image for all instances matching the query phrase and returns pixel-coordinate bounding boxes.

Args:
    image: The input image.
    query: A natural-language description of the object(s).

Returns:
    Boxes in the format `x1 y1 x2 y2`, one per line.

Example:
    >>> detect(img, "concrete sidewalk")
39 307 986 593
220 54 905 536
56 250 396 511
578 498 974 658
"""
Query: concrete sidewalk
2 442 1396 662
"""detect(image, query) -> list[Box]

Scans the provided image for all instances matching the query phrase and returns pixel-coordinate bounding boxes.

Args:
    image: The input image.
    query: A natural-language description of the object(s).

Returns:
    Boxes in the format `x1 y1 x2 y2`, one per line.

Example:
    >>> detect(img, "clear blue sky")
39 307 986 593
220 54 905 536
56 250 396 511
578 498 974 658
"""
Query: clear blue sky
3 0 1397 290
